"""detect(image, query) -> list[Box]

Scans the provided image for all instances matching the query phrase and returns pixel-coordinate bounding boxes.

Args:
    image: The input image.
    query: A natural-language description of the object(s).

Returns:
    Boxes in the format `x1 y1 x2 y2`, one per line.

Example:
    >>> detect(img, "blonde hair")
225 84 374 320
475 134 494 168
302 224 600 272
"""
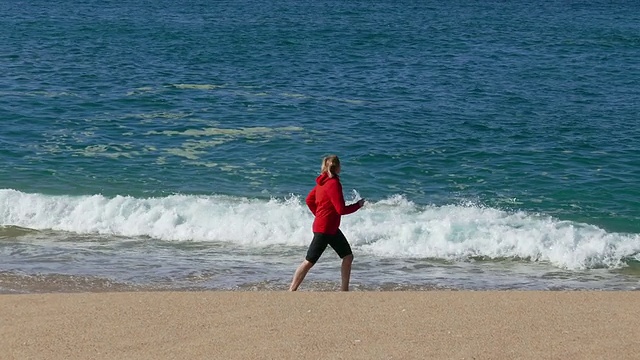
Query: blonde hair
321 155 340 178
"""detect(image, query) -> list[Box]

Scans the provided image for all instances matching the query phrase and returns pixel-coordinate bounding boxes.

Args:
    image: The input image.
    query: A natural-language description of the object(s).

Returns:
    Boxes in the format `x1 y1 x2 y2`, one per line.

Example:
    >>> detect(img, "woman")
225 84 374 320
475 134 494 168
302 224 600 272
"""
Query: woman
289 155 365 291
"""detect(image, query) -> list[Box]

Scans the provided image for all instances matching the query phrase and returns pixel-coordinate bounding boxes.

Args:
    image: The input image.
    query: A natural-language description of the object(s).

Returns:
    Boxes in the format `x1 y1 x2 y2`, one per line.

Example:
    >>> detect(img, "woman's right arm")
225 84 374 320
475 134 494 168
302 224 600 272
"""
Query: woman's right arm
328 180 361 215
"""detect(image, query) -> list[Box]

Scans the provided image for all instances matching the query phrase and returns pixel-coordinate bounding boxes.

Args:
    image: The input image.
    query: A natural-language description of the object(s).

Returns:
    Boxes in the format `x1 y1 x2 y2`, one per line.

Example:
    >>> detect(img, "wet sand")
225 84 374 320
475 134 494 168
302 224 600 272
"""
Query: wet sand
2 291 639 359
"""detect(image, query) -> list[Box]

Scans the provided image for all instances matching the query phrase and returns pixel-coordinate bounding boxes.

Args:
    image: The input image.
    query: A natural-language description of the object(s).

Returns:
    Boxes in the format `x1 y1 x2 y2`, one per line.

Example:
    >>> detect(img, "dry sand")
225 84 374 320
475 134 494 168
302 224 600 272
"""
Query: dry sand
1 291 639 360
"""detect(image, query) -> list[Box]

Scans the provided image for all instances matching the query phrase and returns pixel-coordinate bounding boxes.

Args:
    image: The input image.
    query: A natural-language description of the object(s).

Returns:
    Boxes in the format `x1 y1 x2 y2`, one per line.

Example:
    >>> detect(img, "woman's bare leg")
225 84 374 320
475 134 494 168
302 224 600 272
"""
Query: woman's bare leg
341 254 353 291
289 260 314 291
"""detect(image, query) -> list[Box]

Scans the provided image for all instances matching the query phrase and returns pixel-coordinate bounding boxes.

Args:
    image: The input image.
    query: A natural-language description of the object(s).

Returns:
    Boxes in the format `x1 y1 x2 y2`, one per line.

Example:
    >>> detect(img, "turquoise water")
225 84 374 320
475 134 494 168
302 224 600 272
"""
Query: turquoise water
1 0 639 292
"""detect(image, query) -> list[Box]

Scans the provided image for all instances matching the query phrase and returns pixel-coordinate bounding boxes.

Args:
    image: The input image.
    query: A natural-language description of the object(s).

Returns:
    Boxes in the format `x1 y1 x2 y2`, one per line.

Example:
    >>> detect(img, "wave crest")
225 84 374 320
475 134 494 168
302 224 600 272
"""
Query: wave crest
1 189 638 270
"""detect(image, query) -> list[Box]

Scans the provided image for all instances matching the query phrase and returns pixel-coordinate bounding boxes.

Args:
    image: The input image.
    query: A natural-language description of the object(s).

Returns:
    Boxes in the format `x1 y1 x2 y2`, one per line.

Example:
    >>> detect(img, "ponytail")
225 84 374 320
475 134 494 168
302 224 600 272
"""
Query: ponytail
321 155 340 178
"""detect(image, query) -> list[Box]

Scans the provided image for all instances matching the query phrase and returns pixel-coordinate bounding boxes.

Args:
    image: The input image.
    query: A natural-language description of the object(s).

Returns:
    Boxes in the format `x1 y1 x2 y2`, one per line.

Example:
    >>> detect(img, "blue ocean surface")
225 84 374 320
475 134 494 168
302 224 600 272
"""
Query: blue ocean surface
1 0 639 292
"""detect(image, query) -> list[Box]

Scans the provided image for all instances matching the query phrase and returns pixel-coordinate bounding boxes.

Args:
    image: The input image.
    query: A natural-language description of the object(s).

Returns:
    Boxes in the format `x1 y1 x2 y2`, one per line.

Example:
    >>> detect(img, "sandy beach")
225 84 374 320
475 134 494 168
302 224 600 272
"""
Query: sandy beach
2 291 639 360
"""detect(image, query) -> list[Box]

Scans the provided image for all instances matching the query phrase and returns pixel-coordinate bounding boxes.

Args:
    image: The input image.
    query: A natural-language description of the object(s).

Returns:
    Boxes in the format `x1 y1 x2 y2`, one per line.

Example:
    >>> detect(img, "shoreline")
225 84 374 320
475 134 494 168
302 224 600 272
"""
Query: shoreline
2 291 639 359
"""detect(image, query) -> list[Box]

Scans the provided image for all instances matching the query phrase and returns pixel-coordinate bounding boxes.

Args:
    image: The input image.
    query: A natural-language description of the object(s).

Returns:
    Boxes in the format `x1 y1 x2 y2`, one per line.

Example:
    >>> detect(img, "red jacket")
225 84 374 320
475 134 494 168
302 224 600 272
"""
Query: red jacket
306 172 361 234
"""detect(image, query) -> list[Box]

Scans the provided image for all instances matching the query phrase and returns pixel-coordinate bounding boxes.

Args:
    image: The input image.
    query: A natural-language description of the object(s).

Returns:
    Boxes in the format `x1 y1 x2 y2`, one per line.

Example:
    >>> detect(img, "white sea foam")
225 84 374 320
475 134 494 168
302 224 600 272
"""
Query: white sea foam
1 189 638 270
171 84 225 90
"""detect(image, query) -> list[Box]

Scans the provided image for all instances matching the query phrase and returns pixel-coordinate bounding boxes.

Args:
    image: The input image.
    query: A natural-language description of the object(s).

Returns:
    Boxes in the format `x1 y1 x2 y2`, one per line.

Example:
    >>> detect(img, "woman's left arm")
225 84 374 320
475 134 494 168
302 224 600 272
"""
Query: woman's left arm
305 187 318 215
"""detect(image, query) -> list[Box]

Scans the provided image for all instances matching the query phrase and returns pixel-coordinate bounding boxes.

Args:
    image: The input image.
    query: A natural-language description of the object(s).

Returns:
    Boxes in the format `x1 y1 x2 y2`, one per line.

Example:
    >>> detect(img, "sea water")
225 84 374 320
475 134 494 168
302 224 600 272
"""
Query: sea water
1 0 639 292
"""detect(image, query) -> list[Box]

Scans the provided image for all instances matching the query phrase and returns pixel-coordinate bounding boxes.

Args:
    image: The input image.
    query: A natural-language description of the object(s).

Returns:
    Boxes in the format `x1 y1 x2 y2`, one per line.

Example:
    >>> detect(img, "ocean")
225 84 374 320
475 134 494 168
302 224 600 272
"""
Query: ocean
1 0 639 292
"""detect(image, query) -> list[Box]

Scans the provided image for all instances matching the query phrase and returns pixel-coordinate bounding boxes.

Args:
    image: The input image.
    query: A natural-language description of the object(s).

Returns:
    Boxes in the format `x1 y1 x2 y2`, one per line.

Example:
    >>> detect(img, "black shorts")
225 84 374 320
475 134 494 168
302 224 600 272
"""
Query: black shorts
305 230 353 264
